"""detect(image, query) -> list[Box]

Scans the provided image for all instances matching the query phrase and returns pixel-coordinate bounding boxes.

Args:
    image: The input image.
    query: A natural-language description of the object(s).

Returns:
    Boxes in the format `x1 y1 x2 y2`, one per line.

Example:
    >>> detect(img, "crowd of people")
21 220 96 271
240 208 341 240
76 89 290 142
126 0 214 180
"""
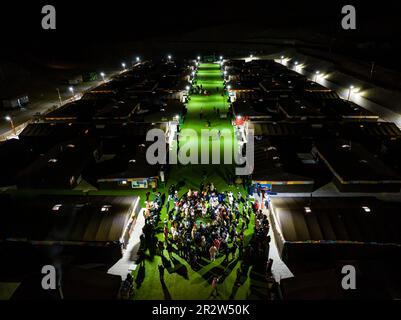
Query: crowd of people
192 84 209 96
139 183 272 271
161 184 252 266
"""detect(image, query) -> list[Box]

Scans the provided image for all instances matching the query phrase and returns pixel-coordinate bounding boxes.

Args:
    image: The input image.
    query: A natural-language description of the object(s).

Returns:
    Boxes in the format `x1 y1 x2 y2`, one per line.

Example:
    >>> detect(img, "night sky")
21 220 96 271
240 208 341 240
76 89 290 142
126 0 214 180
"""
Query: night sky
1 1 400 45
1 1 401 67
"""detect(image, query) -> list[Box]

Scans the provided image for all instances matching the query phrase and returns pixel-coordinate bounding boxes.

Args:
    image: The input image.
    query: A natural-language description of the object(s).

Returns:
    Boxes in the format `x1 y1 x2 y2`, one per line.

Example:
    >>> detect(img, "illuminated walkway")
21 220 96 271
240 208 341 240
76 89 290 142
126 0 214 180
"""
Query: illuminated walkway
108 209 146 280
131 62 269 300
109 63 235 281
168 62 236 190
253 193 294 282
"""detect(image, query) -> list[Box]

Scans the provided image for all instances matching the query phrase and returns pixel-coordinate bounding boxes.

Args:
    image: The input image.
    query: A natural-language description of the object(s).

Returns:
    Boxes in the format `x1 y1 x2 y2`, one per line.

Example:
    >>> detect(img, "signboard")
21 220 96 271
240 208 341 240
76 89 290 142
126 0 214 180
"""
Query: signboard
132 179 148 189
259 183 272 192
253 182 272 192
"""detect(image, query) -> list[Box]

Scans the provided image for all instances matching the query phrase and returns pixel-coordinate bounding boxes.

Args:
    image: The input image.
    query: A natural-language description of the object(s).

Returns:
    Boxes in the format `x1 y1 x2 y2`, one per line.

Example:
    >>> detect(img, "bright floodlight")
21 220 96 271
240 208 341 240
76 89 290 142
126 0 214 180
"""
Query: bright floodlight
220 56 223 60
316 70 320 74
5 116 11 121
122 62 126 68
168 55 172 60
362 206 371 213
281 55 284 59
236 115 242 120
197 56 200 60
69 86 74 92
136 56 140 62
227 85 231 90
101 205 111 212
52 204 62 211
100 72 105 77
186 85 190 90
347 85 355 101
294 61 298 65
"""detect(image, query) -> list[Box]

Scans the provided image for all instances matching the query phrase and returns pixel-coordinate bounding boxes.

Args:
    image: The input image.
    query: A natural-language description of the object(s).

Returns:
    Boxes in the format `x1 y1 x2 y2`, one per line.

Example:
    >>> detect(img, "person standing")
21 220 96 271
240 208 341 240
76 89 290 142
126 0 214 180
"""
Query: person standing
235 267 242 287
158 240 165 256
254 200 259 212
166 241 173 259
209 245 218 261
183 240 189 260
238 241 244 260
165 201 170 216
245 213 250 229
265 242 270 261
201 235 207 256
213 238 221 252
211 276 219 297
163 225 169 241
266 258 273 278
231 241 238 260
168 185 174 202
264 192 270 210
196 246 203 261
158 264 165 281
139 233 146 252
223 244 230 263
177 240 183 257
247 245 254 262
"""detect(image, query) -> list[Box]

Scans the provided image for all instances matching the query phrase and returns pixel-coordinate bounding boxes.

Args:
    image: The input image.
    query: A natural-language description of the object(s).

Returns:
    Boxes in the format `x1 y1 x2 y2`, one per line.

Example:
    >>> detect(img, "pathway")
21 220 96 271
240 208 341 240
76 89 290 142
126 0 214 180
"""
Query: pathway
131 63 269 300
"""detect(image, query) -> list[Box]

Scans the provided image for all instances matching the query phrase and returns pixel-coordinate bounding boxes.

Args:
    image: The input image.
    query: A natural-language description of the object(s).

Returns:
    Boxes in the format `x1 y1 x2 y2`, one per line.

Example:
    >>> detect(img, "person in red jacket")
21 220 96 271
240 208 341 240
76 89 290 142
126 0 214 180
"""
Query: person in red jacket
254 200 260 212
213 238 221 251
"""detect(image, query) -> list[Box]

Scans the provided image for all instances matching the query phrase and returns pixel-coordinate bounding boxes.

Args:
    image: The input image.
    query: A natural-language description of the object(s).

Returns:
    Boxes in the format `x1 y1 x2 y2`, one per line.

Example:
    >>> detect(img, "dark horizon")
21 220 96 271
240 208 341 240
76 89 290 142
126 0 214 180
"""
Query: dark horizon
2 1 401 46
1 1 401 72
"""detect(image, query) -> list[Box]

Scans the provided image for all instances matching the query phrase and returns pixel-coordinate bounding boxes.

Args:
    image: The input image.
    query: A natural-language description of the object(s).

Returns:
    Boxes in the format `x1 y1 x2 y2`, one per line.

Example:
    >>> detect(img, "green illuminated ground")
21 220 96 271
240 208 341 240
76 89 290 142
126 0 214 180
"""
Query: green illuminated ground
168 63 236 189
131 63 268 300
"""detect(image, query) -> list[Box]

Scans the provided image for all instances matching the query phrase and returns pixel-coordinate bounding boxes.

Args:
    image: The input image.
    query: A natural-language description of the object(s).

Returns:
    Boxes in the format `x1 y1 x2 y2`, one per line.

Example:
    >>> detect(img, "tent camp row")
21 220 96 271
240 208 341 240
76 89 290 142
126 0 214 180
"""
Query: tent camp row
269 197 401 266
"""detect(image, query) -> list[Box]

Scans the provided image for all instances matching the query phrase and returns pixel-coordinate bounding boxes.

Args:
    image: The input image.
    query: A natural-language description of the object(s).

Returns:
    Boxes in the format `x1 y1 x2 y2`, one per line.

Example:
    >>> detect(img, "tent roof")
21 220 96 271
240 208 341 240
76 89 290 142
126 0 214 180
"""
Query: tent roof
271 197 401 245
0 195 138 243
